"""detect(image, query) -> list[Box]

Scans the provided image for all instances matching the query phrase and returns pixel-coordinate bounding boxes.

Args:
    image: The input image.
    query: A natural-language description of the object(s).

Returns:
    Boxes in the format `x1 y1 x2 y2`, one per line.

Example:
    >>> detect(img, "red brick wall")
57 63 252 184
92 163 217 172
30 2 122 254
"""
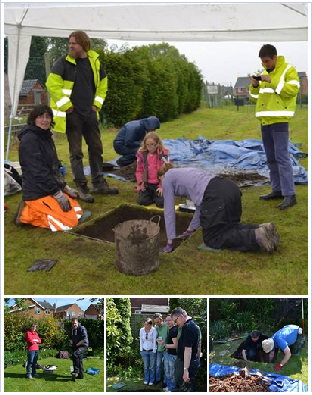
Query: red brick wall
55 303 85 319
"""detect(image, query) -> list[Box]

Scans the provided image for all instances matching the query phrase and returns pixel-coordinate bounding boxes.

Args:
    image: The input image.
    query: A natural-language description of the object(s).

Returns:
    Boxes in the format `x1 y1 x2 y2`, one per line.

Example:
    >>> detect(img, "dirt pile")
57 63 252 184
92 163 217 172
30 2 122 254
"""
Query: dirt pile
209 370 273 392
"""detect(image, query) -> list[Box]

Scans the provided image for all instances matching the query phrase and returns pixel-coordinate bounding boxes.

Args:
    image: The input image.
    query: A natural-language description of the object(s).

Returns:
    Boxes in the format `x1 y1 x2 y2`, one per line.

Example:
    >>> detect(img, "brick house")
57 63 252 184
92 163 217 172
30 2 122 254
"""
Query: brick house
298 72 308 94
130 298 169 314
84 304 103 319
19 79 48 106
54 303 84 320
9 298 53 319
233 77 251 99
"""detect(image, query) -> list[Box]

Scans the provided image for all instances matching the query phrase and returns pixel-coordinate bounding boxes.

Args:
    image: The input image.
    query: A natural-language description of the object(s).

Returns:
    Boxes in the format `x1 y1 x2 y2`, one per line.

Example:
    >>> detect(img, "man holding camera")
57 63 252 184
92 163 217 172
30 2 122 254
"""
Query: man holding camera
249 44 300 210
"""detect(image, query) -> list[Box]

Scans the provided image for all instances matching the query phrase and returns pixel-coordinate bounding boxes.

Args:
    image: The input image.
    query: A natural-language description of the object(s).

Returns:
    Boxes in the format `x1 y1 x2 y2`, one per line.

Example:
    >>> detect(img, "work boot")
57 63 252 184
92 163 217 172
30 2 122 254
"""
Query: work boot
259 190 283 200
279 195 296 210
259 223 280 251
255 227 275 253
15 201 26 226
93 180 119 194
77 185 94 203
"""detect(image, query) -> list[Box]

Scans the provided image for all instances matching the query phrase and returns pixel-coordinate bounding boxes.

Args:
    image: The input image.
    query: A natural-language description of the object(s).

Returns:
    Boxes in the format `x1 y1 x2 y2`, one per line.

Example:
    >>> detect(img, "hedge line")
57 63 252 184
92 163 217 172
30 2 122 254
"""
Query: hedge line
4 313 104 353
98 43 203 126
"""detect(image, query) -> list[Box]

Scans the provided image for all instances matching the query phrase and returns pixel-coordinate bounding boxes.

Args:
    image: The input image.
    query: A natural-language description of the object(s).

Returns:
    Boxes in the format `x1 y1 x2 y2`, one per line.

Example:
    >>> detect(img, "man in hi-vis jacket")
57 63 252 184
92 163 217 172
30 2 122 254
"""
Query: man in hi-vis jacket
249 44 299 210
47 30 119 203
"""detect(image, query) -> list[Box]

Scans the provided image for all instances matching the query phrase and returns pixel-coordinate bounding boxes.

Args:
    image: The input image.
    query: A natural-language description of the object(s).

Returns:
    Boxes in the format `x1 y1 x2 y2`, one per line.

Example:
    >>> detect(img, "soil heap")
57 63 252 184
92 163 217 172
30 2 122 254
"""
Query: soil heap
209 369 274 392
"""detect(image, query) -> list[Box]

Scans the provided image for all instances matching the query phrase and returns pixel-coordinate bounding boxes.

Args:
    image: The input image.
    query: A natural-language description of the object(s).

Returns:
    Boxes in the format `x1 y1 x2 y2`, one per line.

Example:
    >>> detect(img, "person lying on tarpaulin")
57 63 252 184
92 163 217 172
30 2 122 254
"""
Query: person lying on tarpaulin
157 163 280 253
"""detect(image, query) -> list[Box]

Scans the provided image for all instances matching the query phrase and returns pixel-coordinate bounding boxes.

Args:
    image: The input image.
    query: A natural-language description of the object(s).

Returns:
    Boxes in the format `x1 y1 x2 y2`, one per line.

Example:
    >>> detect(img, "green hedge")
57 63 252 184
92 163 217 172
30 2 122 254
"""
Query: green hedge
99 43 203 126
64 318 104 349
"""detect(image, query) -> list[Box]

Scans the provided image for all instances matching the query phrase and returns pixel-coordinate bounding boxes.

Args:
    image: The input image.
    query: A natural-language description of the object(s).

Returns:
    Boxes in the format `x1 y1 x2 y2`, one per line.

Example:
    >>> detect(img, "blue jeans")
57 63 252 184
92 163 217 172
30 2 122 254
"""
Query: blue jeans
156 350 166 382
164 352 177 391
247 348 257 360
141 350 156 383
27 351 38 376
113 141 138 166
261 122 295 196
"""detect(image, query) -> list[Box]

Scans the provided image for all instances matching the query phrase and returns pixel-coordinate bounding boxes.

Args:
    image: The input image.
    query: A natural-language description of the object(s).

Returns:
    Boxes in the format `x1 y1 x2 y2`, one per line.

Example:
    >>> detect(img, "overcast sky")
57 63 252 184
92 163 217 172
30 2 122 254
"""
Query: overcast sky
107 39 309 86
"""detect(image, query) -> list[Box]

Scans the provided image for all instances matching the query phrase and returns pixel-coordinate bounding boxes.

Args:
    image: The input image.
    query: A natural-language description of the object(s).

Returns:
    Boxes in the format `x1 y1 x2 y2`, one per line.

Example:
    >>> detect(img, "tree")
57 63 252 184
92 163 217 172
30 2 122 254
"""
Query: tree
4 298 27 315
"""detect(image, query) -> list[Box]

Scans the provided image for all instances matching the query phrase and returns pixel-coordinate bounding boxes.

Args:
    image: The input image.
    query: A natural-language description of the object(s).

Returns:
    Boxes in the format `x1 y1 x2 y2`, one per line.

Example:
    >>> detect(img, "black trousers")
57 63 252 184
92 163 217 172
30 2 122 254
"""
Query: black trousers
200 177 260 252
138 183 164 208
72 346 88 377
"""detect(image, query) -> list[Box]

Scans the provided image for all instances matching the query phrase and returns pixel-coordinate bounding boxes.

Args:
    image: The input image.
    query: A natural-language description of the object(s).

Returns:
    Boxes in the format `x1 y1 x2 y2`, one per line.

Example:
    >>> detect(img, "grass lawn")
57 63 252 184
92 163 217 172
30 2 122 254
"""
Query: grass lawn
209 336 308 390
4 356 104 392
4 106 308 295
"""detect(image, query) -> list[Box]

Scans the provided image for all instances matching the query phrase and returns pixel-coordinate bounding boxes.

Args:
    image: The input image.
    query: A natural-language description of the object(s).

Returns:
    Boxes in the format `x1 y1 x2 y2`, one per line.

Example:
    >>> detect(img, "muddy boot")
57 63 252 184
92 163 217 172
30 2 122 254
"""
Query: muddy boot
93 180 119 194
77 185 94 203
255 227 275 253
259 223 280 251
15 201 26 226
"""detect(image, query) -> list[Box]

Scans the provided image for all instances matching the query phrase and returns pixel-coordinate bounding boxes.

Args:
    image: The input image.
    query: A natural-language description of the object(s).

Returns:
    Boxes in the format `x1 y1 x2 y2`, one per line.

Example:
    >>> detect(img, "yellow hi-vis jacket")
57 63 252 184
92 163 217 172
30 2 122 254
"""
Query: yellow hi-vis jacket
46 50 107 133
249 56 299 126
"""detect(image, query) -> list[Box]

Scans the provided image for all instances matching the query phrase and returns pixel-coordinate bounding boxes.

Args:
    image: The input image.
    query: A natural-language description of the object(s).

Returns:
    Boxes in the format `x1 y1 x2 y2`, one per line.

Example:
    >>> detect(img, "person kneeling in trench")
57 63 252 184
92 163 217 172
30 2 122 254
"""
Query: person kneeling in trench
16 104 85 232
158 163 280 253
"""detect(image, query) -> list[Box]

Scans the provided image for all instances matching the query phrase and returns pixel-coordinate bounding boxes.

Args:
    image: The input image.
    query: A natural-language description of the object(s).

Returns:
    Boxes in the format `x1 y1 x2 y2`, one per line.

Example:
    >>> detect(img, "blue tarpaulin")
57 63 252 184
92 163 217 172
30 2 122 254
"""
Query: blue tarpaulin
84 138 308 185
209 363 307 392
162 137 308 185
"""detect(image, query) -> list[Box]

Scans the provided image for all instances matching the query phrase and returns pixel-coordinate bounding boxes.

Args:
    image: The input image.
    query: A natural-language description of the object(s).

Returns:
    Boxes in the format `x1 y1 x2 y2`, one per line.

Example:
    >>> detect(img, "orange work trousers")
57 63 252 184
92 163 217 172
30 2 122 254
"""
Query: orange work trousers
19 194 83 232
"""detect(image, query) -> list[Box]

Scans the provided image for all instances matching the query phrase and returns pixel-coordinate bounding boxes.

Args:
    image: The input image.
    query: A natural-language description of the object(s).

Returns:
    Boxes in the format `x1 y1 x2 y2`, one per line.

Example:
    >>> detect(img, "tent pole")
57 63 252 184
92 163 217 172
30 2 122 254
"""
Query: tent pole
5 114 14 161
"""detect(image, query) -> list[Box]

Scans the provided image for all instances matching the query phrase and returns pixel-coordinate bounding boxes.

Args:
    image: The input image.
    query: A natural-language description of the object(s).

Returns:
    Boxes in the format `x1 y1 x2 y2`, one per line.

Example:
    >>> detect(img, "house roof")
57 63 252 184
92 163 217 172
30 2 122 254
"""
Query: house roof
56 304 75 312
86 304 102 313
10 298 46 313
234 77 251 89
19 79 43 97
298 72 307 78
37 300 53 310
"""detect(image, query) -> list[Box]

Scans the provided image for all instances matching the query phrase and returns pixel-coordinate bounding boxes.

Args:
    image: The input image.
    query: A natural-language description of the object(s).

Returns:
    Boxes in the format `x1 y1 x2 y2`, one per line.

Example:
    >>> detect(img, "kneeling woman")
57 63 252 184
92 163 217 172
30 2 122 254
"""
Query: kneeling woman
16 105 83 231
140 318 157 385
158 163 279 253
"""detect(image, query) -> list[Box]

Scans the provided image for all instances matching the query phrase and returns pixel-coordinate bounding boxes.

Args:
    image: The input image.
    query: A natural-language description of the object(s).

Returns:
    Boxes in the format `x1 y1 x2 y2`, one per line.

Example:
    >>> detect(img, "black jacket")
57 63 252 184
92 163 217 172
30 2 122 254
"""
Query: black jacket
70 324 89 349
18 125 65 201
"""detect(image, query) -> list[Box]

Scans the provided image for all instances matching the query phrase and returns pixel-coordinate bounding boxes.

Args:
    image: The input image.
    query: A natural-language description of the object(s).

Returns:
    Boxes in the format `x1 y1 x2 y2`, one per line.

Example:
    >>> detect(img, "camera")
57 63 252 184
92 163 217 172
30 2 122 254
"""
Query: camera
252 75 262 81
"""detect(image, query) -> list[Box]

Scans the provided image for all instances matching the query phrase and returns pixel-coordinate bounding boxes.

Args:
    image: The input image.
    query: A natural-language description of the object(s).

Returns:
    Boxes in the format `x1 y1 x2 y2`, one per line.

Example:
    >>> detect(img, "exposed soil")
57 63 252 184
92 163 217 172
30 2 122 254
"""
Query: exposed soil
108 162 137 182
219 171 268 187
106 162 268 187
209 370 273 392
74 204 192 250
231 340 278 363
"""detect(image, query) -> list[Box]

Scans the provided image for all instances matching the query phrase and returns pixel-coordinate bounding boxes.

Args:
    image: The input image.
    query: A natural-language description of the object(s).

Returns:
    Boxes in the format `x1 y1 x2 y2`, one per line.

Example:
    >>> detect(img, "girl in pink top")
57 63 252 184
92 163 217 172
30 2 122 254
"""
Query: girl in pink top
25 323 41 379
136 132 169 208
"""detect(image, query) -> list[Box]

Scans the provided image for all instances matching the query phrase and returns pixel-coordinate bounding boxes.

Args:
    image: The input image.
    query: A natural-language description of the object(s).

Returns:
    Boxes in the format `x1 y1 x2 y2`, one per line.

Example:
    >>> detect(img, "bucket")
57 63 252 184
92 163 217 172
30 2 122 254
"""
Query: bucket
113 215 161 275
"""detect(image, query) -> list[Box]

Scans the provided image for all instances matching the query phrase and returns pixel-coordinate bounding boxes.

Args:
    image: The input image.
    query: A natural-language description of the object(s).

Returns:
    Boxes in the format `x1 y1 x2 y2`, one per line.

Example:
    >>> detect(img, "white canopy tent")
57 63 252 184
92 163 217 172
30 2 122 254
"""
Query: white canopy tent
3 2 309 159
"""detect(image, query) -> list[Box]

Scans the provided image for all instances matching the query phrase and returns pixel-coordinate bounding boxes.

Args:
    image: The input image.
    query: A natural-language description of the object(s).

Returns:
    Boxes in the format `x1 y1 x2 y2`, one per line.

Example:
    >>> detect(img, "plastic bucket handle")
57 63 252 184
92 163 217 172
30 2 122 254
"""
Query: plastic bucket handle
149 215 161 227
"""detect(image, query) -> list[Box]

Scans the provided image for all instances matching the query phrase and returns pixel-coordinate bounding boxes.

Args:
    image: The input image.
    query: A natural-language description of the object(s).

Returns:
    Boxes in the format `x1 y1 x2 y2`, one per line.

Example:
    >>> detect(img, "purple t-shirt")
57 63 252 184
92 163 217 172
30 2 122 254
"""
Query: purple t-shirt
162 168 215 239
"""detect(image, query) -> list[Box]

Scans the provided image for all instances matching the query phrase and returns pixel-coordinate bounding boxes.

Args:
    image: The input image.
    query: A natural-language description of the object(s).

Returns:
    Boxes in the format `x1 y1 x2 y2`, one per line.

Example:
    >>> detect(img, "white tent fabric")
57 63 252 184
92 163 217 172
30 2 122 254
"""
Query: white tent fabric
3 2 309 159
